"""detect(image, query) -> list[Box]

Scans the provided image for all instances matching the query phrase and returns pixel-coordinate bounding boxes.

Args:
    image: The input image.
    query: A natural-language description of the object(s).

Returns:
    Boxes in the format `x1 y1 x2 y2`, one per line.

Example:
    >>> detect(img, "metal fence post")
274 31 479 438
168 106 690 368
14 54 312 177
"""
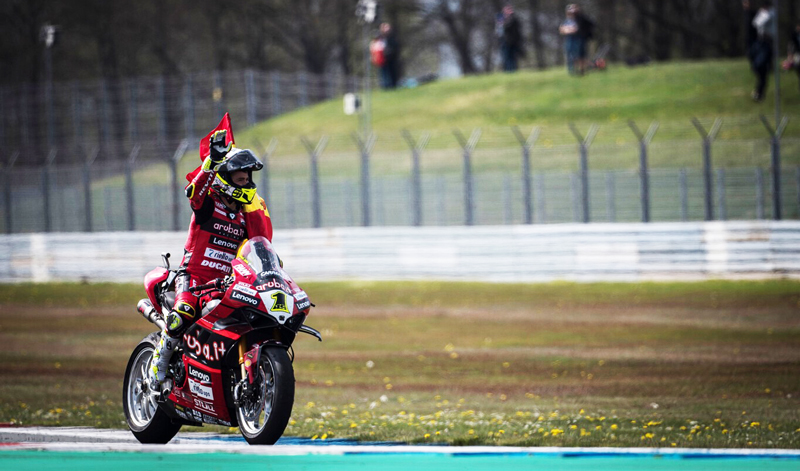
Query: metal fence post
511 126 540 224
170 139 189 231
125 145 141 231
629 120 659 223
568 123 599 223
254 138 277 205
43 149 57 232
301 136 329 228
453 128 481 226
352 132 376 227
4 152 19 234
691 117 722 221
759 115 788 221
83 147 99 232
401 130 430 227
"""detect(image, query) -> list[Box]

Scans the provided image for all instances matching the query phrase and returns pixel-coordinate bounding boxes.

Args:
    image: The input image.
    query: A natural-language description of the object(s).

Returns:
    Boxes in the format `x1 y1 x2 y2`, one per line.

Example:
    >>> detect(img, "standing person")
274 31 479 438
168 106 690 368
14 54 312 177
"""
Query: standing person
378 22 400 89
787 22 800 89
499 5 524 72
559 4 581 75
148 125 273 393
750 1 775 101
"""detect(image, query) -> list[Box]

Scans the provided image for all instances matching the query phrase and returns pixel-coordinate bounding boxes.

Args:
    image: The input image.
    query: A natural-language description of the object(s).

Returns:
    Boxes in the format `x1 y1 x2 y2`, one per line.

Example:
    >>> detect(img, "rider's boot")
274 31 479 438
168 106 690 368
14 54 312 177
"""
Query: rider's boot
148 329 177 394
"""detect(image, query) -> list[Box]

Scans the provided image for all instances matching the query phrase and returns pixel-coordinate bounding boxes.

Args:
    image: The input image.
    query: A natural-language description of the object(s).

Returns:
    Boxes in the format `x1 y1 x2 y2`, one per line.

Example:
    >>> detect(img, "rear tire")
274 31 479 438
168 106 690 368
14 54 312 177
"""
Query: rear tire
122 332 181 444
237 347 295 445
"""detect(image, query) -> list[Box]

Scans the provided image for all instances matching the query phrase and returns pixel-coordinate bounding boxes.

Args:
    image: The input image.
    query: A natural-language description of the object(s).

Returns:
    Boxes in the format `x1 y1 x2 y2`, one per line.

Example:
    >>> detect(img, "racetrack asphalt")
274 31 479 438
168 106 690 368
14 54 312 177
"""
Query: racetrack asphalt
1 427 799 471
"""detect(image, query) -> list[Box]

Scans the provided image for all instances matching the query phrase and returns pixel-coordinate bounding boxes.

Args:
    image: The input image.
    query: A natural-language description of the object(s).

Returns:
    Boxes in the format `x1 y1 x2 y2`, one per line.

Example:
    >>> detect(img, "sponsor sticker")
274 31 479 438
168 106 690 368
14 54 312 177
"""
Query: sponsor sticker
231 290 260 306
190 379 214 400
193 398 215 414
201 259 232 274
212 221 244 238
210 236 239 251
233 263 253 277
183 333 227 362
234 282 257 296
255 278 291 293
204 247 235 263
188 365 211 384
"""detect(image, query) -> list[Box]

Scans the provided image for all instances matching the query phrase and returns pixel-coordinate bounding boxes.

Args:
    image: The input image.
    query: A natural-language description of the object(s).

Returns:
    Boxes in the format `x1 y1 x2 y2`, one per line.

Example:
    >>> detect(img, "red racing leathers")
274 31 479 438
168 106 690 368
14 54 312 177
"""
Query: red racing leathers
168 161 273 336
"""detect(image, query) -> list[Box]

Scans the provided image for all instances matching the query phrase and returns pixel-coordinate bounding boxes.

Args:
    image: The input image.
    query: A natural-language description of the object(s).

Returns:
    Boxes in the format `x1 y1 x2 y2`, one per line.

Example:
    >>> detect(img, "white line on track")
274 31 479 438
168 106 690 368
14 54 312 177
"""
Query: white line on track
1 427 799 458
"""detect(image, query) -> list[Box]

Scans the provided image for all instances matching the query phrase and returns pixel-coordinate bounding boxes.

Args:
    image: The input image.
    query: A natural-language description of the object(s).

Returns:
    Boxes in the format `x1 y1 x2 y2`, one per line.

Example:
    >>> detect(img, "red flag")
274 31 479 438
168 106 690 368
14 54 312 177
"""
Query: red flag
199 113 235 160
186 113 236 182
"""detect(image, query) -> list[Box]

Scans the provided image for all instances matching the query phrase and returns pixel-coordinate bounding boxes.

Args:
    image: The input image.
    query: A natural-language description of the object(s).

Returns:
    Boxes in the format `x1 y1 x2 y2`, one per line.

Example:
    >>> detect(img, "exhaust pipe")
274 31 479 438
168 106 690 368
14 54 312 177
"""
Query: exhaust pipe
137 299 167 331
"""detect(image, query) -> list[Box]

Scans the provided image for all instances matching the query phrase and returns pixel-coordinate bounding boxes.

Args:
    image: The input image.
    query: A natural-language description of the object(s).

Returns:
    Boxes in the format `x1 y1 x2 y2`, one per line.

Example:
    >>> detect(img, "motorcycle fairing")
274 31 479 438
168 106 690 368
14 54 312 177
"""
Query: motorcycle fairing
168 355 232 423
143 267 169 312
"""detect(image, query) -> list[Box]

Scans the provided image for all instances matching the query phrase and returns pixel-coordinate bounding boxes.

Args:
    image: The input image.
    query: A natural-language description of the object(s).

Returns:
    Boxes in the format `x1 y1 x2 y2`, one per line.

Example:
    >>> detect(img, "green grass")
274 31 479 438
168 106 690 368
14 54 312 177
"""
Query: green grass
97 60 800 188
240 60 800 140
1 280 799 447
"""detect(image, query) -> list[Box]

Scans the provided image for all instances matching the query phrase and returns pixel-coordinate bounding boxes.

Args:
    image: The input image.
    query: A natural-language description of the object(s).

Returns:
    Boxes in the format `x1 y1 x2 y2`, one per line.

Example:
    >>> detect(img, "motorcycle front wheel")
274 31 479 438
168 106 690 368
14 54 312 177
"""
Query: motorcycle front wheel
237 346 295 445
122 332 181 444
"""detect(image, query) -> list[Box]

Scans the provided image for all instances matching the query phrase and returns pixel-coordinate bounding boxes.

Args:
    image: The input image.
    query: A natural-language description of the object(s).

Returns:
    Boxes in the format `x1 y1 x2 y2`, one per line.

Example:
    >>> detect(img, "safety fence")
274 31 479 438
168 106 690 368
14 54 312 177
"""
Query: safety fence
1 117 799 234
1 221 798 283
0 69 358 165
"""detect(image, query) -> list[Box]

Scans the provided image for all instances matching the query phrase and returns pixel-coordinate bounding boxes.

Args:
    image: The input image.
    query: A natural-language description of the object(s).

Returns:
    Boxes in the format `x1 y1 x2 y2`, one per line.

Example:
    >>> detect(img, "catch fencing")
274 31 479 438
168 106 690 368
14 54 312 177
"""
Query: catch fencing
1 115 799 234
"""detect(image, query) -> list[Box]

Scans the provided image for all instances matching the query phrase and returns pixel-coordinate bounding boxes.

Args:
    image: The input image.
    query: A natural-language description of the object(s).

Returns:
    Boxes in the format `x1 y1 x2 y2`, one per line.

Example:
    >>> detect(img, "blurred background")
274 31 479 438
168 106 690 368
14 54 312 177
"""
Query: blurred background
2 0 800 234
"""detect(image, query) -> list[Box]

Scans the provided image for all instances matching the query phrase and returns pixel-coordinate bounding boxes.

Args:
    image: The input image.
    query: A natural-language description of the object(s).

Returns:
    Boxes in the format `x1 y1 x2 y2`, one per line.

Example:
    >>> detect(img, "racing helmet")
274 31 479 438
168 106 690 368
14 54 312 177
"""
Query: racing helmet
212 148 263 204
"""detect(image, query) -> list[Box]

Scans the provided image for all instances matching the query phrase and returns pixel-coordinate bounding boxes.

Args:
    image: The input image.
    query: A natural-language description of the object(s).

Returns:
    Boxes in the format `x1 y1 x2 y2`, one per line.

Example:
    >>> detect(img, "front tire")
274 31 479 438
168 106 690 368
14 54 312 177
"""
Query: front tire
122 332 181 444
237 347 295 445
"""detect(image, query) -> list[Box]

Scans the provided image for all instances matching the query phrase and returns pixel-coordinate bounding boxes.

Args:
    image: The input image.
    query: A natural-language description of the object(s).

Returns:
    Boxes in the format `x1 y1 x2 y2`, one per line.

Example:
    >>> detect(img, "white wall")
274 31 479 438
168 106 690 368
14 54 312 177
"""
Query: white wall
1 221 799 284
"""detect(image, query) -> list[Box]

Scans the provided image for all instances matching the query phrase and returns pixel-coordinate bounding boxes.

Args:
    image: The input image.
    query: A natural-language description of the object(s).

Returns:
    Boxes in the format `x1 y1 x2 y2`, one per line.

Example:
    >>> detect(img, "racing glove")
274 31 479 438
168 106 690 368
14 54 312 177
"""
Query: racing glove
203 130 232 172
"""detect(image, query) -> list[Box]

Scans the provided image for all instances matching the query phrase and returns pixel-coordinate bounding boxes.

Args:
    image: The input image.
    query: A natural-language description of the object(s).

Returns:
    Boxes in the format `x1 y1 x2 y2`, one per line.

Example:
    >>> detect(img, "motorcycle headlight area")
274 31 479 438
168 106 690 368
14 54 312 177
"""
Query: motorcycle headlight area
258 289 295 323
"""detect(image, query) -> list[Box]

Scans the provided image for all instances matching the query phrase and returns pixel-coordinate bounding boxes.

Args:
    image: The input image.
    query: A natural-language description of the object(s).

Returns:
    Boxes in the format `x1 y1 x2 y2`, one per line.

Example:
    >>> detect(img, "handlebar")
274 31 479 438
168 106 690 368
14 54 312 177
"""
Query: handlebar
188 276 230 294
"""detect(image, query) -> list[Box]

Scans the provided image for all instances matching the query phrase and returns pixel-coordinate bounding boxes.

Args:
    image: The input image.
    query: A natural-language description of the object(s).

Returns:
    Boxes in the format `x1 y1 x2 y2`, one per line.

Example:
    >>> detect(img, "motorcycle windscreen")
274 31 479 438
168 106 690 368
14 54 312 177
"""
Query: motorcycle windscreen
236 236 282 275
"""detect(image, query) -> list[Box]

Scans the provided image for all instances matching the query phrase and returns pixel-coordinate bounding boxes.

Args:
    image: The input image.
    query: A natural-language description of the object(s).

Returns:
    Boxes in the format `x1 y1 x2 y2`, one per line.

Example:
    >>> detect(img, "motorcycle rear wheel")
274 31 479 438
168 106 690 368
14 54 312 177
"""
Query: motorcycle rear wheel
122 332 181 444
237 346 295 445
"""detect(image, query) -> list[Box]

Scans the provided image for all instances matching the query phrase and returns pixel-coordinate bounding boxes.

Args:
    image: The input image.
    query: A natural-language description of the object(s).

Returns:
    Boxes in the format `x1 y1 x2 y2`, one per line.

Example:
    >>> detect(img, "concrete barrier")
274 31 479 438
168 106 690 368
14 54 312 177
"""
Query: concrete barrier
1 221 799 283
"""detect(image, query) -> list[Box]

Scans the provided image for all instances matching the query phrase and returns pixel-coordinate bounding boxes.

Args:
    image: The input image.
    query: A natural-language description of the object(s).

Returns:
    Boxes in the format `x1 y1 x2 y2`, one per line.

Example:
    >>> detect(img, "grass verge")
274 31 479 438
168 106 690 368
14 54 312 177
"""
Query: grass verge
0 280 798 447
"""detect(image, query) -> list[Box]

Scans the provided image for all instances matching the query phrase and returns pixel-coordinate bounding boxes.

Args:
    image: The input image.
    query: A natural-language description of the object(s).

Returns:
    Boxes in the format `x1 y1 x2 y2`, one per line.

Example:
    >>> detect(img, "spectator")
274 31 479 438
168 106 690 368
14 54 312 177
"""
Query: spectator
378 22 400 89
750 1 774 101
559 4 593 75
498 5 524 72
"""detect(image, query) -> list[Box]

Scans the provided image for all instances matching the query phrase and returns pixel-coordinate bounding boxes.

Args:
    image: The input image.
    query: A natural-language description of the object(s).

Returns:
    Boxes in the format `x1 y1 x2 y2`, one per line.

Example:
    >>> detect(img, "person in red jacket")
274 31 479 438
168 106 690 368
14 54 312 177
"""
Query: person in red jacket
148 129 272 392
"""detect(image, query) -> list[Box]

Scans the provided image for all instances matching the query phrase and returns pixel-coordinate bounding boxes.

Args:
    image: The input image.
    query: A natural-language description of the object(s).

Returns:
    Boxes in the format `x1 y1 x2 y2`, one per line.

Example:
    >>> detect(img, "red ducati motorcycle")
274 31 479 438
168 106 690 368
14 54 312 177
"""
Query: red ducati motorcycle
123 236 321 444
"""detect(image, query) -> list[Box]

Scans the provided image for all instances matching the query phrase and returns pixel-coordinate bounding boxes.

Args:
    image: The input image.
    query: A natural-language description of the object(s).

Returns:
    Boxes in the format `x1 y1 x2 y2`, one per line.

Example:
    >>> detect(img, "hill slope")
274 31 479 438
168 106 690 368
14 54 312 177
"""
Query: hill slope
238 59 798 148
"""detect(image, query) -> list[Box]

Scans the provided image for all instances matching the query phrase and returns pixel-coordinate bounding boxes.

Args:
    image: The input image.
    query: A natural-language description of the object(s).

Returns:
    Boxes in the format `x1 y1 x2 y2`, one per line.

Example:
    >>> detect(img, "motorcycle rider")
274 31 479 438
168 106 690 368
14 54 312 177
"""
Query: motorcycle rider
148 129 273 393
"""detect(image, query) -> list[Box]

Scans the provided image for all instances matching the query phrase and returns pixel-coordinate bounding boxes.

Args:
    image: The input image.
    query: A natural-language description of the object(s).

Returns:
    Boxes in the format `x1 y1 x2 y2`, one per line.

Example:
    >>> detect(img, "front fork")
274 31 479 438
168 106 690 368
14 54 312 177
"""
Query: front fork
234 335 262 406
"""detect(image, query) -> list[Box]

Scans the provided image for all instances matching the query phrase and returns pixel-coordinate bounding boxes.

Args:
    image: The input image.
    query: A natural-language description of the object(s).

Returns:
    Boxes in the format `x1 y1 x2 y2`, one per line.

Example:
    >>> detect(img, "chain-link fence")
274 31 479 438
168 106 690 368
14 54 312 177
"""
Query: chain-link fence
2 116 799 234
1 69 359 166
